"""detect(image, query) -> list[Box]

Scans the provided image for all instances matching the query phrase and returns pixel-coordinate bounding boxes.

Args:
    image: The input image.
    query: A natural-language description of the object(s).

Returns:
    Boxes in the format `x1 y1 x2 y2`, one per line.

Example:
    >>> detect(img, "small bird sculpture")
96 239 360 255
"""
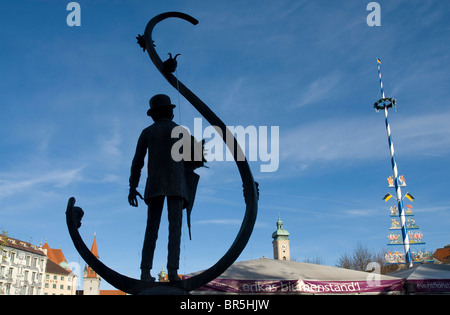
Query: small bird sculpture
163 53 180 73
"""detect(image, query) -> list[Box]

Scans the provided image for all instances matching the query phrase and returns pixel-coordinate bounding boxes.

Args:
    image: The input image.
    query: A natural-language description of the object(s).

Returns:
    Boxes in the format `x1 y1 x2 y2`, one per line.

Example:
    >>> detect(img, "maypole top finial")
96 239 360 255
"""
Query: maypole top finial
374 58 396 112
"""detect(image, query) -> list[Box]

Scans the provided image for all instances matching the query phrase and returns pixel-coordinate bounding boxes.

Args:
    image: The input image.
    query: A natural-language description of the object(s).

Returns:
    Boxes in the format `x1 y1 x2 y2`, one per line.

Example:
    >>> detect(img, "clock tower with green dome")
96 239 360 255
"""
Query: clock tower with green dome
272 215 290 261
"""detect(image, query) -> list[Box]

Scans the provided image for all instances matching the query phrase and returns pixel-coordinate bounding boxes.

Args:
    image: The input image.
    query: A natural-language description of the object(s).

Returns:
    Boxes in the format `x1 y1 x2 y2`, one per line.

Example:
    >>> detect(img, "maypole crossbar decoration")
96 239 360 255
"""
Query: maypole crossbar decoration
384 175 432 264
374 59 413 268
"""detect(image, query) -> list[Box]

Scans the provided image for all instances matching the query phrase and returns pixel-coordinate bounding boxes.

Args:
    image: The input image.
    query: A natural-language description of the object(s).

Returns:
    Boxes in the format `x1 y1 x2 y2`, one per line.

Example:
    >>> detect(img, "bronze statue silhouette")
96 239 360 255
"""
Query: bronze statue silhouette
66 12 258 295
128 94 200 282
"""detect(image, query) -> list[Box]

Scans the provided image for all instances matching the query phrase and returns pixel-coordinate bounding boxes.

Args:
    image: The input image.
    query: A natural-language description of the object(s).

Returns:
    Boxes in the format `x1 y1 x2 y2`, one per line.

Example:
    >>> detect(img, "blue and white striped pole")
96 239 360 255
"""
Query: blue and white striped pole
377 60 385 99
377 59 413 267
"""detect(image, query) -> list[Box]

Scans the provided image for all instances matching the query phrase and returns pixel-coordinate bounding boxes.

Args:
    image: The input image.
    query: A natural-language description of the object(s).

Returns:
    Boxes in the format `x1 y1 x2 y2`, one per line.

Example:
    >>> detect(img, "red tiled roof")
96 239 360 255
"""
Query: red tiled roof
86 235 100 278
46 259 71 276
90 236 99 258
86 266 99 278
433 246 450 263
42 242 68 265
100 290 127 295
76 290 127 295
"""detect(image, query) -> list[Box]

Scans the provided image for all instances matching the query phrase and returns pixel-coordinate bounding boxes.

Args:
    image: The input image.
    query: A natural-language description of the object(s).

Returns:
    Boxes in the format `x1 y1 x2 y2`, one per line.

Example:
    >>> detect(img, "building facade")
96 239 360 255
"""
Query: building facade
82 235 101 295
433 244 450 264
43 259 77 295
76 235 126 295
272 216 290 261
41 241 77 295
0 235 47 295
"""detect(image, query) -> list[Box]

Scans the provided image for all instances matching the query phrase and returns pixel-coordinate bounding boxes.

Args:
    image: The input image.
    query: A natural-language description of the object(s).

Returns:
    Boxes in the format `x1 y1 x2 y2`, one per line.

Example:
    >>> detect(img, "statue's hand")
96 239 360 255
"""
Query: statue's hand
128 188 143 207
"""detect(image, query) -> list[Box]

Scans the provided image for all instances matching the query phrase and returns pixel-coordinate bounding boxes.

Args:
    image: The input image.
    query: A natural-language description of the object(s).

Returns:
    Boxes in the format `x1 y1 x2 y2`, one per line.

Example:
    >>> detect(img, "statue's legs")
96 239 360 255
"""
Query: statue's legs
140 196 164 281
167 196 184 281
140 195 184 282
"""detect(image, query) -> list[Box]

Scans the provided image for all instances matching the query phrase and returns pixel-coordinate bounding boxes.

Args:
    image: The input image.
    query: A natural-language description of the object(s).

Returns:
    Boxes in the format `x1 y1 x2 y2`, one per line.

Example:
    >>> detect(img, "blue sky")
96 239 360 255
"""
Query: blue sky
1 1 450 290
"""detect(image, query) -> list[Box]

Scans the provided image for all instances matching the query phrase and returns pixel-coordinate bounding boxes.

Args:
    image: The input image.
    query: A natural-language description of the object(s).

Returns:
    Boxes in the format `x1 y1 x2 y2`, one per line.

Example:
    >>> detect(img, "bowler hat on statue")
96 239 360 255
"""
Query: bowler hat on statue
147 94 176 116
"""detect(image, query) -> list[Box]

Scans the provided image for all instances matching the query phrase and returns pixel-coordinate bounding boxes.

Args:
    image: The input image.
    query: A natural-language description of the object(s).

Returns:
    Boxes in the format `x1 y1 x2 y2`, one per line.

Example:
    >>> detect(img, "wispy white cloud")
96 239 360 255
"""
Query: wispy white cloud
413 205 450 214
280 110 450 170
0 167 84 201
194 219 268 229
341 209 375 217
195 219 242 226
291 72 342 108
280 116 380 164
94 117 124 168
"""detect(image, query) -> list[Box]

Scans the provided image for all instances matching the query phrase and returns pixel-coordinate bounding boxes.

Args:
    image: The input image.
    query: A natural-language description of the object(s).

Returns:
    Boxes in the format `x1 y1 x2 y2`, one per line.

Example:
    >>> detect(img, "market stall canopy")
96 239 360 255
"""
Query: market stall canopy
185 258 403 294
389 264 450 294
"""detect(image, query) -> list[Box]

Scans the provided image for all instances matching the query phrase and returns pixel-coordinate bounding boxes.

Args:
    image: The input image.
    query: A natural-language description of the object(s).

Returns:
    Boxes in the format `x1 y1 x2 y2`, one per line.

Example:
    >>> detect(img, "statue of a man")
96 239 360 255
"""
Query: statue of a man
128 94 189 282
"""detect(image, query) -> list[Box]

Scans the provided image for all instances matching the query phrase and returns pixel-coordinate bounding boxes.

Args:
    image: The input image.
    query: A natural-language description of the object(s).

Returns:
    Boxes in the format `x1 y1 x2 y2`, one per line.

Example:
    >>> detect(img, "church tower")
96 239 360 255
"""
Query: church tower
272 216 290 261
83 234 101 295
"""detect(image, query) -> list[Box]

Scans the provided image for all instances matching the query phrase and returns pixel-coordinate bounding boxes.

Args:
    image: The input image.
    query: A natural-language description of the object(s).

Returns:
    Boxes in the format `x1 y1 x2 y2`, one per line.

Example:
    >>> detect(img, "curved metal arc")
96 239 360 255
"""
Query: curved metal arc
143 12 252 182
143 12 258 292
66 197 183 294
143 13 226 135
143 13 253 187
143 12 198 77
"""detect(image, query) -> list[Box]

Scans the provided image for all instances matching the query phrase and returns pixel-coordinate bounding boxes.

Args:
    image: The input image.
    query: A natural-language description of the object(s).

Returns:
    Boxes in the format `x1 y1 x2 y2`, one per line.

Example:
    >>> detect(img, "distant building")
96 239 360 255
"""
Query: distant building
157 266 182 282
272 216 290 261
44 260 77 295
0 235 47 295
433 244 450 264
158 267 168 282
41 242 77 295
83 234 101 295
76 234 126 295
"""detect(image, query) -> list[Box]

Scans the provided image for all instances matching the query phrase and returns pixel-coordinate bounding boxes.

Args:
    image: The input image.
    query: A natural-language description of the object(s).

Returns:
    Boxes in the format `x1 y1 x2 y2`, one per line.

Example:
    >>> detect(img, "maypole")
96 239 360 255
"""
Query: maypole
374 59 413 267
